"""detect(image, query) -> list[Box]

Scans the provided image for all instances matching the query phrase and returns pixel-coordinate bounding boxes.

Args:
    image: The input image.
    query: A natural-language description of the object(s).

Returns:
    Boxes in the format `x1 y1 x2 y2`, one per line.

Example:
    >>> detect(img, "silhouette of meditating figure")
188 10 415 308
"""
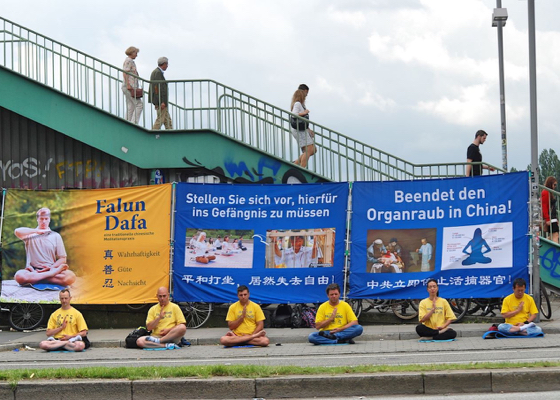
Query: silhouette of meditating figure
461 228 492 265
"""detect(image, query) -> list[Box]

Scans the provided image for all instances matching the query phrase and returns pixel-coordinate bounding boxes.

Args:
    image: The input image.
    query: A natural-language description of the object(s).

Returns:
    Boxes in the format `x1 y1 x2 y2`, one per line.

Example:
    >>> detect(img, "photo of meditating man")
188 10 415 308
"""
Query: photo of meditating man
265 228 335 268
13 207 76 289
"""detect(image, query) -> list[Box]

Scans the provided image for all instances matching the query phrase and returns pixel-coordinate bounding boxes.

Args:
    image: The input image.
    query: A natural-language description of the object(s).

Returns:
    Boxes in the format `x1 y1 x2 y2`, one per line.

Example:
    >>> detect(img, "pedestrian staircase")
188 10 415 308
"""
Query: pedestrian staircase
0 16 500 184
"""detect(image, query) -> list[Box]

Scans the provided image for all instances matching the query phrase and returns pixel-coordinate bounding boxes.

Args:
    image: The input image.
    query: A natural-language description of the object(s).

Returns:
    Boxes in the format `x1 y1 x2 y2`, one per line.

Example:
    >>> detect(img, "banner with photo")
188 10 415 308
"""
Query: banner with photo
1 185 172 304
172 182 349 303
349 172 529 299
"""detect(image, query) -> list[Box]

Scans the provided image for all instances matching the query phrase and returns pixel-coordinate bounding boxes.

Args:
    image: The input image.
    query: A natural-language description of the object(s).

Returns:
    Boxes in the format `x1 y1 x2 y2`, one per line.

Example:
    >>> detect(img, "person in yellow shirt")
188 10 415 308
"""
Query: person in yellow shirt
498 278 543 335
416 279 457 340
308 283 363 345
220 285 269 347
136 287 187 349
39 289 89 351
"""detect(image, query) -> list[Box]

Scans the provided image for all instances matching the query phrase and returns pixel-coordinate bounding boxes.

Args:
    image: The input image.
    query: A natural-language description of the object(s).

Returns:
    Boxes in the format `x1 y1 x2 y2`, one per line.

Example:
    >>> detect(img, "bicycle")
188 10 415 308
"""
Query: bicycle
349 298 419 321
0 302 45 331
539 280 552 320
181 302 214 329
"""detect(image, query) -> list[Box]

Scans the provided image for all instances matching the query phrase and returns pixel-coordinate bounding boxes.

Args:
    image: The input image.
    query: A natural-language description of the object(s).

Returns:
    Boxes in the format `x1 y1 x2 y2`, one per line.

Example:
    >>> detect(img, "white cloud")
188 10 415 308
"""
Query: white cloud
2 0 560 171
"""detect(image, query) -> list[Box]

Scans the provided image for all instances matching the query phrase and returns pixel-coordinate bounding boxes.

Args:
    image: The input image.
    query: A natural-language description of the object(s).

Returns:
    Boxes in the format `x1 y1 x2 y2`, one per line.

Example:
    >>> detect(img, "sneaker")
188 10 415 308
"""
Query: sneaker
318 331 337 340
146 336 160 344
178 337 191 347
165 343 179 350
348 339 356 345
68 335 83 343
46 336 56 341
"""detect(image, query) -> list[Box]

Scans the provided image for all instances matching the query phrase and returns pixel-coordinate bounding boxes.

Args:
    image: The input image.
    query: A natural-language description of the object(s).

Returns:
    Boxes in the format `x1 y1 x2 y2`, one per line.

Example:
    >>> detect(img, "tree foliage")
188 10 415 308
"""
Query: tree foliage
516 149 560 185
538 149 560 185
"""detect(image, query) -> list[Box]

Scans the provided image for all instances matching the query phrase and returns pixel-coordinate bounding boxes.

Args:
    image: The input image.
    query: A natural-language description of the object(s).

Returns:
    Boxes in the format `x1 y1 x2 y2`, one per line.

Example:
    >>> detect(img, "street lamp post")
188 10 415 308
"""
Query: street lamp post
492 1 508 171
527 0 541 320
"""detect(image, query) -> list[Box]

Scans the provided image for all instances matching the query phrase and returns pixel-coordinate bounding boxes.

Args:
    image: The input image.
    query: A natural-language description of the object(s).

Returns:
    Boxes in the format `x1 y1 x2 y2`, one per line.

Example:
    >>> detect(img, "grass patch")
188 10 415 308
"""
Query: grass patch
0 361 559 382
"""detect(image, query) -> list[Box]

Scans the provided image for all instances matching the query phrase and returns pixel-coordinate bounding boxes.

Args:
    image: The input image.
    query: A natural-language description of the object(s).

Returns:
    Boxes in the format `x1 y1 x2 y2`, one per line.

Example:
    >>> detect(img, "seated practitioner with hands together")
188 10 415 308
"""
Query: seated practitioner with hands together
136 287 187 349
39 289 89 352
498 278 543 336
308 283 363 345
220 285 269 347
416 278 457 340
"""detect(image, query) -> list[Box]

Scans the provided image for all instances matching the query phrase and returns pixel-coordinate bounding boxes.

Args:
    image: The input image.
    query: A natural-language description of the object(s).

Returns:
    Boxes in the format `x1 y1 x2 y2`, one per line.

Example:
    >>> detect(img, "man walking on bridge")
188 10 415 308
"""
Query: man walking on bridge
149 57 173 130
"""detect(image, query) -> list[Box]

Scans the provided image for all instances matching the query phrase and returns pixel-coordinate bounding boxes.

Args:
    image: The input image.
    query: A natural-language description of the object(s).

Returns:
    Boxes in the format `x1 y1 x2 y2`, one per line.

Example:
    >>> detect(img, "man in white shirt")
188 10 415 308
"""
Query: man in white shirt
14 208 76 286
273 236 317 268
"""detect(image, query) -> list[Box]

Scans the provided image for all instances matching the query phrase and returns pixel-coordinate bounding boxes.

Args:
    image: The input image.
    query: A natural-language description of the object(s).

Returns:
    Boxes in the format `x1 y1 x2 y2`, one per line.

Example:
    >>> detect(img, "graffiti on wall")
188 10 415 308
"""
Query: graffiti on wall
1 157 140 189
181 155 322 184
0 157 53 181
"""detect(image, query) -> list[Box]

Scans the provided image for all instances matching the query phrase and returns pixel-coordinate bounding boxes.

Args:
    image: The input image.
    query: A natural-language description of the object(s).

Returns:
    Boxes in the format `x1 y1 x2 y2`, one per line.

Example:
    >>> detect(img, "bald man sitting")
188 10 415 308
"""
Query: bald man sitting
136 287 187 349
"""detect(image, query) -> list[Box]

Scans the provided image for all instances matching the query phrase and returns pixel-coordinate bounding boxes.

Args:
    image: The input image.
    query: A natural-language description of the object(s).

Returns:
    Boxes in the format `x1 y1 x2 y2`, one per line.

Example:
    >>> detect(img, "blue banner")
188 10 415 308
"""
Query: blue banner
349 172 529 299
172 182 349 303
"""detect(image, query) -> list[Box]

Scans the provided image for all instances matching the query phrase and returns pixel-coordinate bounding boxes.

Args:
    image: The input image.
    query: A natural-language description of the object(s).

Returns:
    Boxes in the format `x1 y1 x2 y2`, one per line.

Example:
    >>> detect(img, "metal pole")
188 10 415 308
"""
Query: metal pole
528 0 540 320
496 0 508 171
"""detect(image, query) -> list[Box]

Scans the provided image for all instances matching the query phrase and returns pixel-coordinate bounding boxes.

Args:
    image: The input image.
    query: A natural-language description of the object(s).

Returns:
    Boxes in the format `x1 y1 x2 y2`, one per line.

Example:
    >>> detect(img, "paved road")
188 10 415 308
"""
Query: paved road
2 321 560 399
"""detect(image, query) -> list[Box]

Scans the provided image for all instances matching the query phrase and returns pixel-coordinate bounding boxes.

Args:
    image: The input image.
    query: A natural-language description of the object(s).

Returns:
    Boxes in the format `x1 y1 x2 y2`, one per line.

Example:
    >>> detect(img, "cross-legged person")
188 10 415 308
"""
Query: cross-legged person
39 289 89 352
220 285 269 347
416 279 457 340
136 287 187 349
308 283 363 345
498 278 543 336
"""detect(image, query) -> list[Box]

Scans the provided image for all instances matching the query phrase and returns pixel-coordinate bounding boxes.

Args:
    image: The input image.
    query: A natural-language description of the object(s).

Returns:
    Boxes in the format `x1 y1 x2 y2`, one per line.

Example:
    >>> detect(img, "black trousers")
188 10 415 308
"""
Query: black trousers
416 324 456 340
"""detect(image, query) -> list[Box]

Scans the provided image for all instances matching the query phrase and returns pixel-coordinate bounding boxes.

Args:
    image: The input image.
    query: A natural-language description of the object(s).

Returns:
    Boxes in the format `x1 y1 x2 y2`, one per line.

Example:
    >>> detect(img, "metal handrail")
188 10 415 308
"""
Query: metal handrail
1 16 504 182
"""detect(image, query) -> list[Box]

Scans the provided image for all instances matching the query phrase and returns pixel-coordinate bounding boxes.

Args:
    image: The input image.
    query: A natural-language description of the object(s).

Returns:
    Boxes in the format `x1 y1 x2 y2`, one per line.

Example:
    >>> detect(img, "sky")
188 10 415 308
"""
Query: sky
3 0 560 172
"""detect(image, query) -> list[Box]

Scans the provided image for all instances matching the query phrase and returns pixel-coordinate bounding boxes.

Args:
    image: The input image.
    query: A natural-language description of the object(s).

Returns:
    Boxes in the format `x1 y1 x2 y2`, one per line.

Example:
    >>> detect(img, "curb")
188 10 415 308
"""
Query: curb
2 368 560 399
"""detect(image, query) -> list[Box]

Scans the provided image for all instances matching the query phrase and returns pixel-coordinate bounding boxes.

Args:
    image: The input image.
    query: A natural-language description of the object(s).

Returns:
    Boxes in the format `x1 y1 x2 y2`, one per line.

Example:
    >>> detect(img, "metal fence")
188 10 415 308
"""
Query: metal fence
0 16 504 182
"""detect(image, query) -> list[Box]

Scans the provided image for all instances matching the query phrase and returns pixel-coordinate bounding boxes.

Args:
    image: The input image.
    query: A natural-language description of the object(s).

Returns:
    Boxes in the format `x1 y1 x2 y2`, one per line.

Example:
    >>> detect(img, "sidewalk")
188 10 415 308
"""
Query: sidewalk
2 318 560 350
1 320 560 399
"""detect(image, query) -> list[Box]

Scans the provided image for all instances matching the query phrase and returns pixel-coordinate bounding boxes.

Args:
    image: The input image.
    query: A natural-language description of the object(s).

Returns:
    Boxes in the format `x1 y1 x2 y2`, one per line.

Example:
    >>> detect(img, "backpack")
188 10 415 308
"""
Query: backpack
125 327 151 348
301 306 317 328
292 304 317 328
272 304 293 328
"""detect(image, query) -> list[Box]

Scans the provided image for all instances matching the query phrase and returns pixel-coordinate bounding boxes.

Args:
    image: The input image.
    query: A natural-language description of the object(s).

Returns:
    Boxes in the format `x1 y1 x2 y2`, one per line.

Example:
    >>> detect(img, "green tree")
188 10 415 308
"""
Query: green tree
539 149 560 185
515 149 560 185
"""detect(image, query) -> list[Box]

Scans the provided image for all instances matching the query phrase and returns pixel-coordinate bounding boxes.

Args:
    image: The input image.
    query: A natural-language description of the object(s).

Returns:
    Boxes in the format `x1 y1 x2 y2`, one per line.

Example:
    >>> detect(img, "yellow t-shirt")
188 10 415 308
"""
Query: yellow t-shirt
501 293 538 325
147 302 186 337
226 301 265 336
315 300 357 331
418 297 456 330
47 306 88 339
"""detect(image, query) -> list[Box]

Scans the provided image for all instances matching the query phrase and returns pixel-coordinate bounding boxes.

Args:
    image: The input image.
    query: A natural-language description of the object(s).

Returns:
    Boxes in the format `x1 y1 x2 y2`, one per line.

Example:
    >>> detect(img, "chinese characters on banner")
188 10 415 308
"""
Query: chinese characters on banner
1 173 530 304
0 185 172 304
172 182 349 303
349 172 529 299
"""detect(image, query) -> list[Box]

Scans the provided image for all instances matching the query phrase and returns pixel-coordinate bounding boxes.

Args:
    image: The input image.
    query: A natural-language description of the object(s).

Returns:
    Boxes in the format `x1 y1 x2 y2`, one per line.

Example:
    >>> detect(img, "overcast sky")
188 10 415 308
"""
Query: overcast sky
3 0 559 172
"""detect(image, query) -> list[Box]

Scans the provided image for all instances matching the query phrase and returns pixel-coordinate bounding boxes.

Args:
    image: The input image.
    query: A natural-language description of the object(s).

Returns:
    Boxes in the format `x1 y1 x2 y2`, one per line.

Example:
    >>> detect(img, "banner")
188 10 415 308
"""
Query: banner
172 182 349 303
1 185 172 304
349 172 529 299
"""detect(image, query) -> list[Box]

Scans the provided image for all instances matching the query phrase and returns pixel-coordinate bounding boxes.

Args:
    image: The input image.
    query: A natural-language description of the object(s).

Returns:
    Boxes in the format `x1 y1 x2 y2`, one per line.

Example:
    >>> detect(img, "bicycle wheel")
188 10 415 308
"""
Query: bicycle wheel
182 302 213 329
349 299 362 319
448 298 471 323
391 300 419 320
9 303 44 331
126 303 151 311
540 282 552 320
